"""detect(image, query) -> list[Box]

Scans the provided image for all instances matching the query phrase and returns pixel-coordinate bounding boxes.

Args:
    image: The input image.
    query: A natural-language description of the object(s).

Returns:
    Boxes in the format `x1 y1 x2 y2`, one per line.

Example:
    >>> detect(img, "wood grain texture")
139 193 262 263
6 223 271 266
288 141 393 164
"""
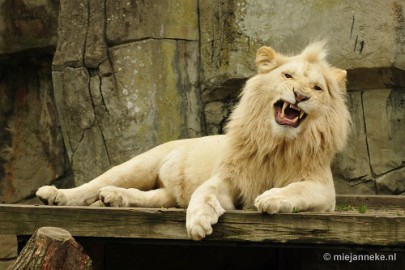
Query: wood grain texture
1 195 405 246
8 226 91 270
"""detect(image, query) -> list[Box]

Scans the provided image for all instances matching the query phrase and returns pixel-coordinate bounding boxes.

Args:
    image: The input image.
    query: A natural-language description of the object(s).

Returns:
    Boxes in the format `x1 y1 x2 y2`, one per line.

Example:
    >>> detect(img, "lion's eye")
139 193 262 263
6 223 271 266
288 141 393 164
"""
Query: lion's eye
284 73 293 79
314 85 323 91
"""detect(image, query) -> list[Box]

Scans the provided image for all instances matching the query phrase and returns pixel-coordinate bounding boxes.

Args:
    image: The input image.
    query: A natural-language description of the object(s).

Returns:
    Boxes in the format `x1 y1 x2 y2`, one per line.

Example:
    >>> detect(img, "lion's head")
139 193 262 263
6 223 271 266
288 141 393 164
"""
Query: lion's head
227 42 350 163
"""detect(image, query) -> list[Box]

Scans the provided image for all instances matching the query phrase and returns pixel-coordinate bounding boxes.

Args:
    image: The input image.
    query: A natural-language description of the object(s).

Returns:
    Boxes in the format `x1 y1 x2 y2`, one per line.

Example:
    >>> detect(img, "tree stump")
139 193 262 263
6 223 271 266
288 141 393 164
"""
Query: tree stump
8 227 92 270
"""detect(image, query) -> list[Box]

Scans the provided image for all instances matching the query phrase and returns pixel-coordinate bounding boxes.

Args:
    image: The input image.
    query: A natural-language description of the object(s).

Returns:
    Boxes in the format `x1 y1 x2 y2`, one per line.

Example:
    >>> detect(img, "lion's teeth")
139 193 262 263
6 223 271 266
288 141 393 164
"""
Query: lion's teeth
281 102 288 118
282 102 288 112
289 104 300 111
299 110 305 119
292 116 299 123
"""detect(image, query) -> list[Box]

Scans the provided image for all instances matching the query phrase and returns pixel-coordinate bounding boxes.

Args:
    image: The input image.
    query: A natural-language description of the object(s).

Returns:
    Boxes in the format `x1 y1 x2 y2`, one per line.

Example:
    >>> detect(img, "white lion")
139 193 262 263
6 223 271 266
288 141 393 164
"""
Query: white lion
37 42 350 240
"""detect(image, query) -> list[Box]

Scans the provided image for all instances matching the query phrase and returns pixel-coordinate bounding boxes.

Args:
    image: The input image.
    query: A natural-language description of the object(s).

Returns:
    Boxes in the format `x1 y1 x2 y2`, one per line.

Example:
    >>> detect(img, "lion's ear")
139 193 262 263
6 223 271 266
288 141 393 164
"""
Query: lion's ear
255 46 283 74
331 68 347 91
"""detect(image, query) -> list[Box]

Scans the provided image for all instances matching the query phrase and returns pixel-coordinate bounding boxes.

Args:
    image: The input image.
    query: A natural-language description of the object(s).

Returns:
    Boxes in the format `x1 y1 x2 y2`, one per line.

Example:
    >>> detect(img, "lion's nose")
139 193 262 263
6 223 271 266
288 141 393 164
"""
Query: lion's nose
294 90 309 103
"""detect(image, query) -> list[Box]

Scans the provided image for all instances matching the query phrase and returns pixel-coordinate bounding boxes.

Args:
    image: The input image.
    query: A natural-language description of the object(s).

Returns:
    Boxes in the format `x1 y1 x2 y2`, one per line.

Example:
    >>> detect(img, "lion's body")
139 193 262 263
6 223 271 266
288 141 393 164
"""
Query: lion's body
37 42 350 240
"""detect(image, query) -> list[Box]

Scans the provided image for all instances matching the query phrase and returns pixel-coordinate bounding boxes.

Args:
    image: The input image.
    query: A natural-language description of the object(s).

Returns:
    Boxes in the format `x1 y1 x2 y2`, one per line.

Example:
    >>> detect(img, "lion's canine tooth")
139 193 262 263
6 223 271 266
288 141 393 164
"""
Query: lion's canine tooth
282 102 288 111
299 110 305 119
281 102 288 118
292 116 299 123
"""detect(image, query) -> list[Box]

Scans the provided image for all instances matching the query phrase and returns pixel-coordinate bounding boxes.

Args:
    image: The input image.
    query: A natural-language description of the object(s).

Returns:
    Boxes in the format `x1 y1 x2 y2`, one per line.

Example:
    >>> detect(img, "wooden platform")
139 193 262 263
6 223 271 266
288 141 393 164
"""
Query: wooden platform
2 195 405 269
1 195 405 246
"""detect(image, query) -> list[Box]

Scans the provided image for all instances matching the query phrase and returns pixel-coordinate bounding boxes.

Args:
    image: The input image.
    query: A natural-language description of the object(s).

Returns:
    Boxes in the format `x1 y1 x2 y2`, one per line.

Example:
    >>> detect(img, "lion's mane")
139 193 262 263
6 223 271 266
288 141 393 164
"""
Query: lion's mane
221 42 351 206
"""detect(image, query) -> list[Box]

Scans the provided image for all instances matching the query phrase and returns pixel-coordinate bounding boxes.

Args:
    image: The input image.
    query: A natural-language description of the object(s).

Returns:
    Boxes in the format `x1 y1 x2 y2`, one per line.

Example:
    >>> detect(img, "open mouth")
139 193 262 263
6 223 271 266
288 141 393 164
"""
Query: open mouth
274 100 306 128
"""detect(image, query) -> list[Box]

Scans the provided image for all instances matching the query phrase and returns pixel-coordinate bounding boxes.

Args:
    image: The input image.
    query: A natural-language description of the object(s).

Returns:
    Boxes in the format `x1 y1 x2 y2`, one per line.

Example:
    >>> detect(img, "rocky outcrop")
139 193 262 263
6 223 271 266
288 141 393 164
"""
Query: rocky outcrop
0 0 68 204
0 1 66 264
52 0 203 185
333 68 405 194
0 64 69 203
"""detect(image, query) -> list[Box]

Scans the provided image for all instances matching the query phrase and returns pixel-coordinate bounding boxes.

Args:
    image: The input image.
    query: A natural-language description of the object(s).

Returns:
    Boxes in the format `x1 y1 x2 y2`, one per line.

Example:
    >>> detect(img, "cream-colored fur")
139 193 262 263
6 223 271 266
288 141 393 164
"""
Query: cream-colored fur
36 42 350 240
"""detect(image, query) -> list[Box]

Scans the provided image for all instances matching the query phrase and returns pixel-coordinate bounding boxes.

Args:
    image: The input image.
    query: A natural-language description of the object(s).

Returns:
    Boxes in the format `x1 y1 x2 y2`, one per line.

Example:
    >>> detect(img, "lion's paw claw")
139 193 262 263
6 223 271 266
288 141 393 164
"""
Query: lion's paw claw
99 186 127 207
254 190 294 214
36 186 68 206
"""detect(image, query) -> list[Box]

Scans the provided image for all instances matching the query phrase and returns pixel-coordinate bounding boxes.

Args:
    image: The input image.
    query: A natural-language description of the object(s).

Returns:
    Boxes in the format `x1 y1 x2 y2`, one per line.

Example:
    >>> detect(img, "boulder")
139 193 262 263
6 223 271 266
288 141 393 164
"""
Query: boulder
363 88 405 176
376 167 405 195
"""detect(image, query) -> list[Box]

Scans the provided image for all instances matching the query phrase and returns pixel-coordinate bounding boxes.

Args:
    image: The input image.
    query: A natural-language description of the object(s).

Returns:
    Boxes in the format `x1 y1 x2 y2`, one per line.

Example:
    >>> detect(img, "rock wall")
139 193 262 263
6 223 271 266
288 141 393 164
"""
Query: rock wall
0 62 70 204
0 0 68 204
1 0 405 200
0 1 404 266
52 0 204 185
333 69 405 194
0 0 65 268
48 0 405 194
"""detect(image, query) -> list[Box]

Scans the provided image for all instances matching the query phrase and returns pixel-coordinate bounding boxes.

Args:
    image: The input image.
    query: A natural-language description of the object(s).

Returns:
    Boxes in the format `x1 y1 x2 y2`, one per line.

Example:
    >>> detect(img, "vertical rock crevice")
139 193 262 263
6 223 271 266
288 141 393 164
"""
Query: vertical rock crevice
52 0 204 185
360 90 378 192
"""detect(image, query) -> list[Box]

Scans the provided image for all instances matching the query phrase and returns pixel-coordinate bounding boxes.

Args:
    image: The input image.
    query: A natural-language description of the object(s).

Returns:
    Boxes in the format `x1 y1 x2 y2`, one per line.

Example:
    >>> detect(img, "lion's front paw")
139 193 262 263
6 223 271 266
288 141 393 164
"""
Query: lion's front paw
36 186 68 206
99 186 128 207
186 195 225 240
186 213 216 241
254 189 294 214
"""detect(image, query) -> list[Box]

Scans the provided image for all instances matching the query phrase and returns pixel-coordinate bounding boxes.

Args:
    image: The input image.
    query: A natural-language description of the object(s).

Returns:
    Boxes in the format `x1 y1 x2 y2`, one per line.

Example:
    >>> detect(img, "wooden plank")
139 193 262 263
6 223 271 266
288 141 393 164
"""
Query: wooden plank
1 202 405 246
336 194 405 208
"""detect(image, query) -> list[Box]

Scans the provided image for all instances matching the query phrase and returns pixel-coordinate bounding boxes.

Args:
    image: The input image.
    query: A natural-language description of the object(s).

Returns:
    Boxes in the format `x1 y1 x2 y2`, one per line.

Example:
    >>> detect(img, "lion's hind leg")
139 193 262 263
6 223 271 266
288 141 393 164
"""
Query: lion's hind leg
36 140 184 206
99 187 177 208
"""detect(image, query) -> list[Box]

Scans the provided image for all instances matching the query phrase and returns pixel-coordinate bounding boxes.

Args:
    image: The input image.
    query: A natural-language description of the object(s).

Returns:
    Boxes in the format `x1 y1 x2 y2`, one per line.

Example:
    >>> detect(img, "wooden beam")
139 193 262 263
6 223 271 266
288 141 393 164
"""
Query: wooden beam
336 194 405 208
1 198 405 246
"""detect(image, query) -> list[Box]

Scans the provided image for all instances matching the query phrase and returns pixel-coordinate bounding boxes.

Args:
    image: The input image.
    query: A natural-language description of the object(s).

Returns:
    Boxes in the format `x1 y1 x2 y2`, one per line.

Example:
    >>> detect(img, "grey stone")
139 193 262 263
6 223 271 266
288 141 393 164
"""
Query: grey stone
0 67 67 203
363 89 405 176
348 68 405 91
199 0 405 89
376 167 405 195
106 0 199 44
53 19 203 183
334 175 376 195
85 0 108 68
0 235 16 259
0 0 58 55
103 39 203 163
204 101 229 135
53 67 95 159
70 126 111 185
53 0 88 69
332 92 372 181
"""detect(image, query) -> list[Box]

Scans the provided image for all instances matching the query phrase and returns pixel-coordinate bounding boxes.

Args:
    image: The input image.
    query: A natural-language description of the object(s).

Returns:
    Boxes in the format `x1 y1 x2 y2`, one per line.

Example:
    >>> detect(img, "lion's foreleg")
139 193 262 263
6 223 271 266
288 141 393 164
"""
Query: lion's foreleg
186 176 235 240
97 187 176 207
254 180 335 214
